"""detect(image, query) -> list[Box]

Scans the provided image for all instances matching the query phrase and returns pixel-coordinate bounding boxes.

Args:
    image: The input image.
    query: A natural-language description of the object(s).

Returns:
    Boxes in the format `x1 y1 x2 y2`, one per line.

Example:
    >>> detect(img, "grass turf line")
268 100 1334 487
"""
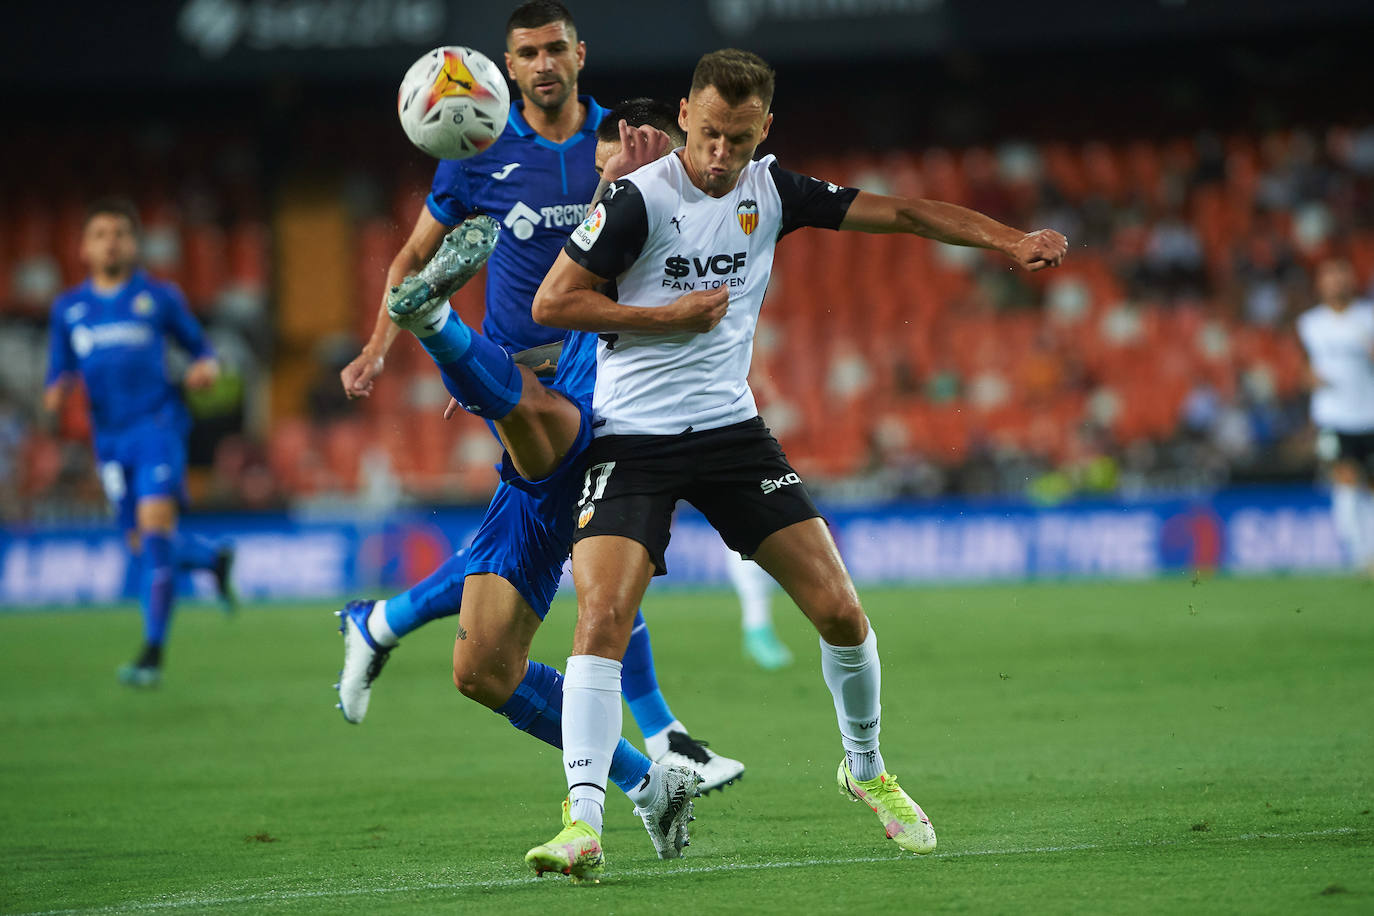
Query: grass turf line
0 576 1370 914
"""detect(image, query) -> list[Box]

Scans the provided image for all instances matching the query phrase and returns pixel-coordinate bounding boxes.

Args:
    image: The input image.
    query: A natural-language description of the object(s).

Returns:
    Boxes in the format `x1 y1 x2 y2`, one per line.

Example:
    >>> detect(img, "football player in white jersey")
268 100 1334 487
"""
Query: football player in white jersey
516 48 1066 880
1296 258 1374 573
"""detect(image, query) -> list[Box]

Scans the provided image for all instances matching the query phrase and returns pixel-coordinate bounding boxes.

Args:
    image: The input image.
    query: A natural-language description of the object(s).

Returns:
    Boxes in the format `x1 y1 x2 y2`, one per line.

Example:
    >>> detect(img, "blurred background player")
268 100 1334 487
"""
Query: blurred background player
332 3 744 793
43 198 235 687
1296 257 1374 575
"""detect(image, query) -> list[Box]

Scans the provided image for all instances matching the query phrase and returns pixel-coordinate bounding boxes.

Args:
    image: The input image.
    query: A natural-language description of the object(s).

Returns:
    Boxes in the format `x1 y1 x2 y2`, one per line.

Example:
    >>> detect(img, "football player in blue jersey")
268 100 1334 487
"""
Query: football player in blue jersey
43 198 237 688
334 1 744 816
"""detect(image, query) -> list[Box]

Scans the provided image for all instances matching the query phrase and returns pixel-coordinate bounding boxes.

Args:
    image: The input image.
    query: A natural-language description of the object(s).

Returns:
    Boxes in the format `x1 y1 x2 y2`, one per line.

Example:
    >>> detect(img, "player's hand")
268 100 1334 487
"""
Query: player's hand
601 120 673 182
660 286 730 334
444 397 460 420
184 357 220 390
41 384 65 415
341 348 385 399
1009 229 1068 272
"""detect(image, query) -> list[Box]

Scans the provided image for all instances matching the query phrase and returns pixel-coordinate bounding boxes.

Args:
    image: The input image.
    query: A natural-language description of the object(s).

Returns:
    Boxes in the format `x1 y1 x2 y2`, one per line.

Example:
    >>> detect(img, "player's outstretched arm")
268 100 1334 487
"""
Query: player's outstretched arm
341 208 452 398
840 192 1068 272
533 253 728 334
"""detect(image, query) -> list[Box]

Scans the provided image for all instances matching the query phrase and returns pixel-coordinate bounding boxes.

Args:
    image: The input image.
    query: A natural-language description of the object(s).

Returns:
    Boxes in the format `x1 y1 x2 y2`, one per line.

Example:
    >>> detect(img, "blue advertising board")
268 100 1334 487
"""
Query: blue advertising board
0 487 1347 607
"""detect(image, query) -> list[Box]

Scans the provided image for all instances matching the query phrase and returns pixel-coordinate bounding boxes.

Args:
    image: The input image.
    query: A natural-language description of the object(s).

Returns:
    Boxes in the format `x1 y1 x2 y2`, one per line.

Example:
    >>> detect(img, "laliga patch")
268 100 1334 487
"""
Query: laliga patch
736 199 759 235
578 504 596 528
571 203 606 251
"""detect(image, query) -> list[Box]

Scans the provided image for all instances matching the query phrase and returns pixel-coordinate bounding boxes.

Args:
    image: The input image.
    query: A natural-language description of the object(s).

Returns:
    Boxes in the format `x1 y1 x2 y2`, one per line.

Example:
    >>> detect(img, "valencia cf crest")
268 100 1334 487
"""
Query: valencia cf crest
736 199 759 235
133 292 156 316
578 504 596 529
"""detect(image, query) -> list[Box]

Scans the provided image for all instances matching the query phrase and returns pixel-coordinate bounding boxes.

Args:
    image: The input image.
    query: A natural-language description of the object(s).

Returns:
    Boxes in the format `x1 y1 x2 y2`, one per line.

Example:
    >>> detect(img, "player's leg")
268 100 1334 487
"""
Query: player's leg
1328 455 1373 570
101 455 155 684
529 454 700 877
387 217 583 480
690 421 932 853
559 534 661 839
450 569 651 798
723 544 792 670
171 530 237 613
119 494 178 687
752 518 935 854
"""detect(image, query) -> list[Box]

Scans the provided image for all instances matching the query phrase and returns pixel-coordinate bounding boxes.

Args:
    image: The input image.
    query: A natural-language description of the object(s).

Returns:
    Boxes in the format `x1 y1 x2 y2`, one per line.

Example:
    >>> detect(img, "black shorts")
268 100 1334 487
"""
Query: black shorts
571 417 822 576
1318 429 1374 471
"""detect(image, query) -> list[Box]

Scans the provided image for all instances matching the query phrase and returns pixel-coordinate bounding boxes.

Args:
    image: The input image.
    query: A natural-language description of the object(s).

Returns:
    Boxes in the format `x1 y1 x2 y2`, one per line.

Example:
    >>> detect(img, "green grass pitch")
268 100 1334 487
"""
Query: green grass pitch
1 576 1371 914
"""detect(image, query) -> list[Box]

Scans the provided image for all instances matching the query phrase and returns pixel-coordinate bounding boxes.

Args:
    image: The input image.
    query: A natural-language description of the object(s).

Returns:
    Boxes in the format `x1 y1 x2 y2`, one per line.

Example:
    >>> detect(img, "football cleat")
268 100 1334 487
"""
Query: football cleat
633 765 700 859
212 544 239 615
654 731 745 795
387 215 499 334
335 600 392 724
837 759 937 854
525 812 605 885
117 664 161 689
743 625 793 670
118 644 162 689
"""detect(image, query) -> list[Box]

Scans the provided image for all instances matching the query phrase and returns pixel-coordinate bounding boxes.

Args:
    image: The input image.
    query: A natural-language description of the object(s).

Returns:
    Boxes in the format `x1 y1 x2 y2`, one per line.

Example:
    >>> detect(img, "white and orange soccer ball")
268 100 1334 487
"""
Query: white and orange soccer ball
397 46 510 160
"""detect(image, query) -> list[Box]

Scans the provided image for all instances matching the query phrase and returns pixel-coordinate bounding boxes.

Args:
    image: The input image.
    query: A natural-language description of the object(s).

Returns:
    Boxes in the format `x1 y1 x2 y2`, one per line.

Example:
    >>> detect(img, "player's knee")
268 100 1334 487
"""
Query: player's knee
810 589 866 645
452 660 516 710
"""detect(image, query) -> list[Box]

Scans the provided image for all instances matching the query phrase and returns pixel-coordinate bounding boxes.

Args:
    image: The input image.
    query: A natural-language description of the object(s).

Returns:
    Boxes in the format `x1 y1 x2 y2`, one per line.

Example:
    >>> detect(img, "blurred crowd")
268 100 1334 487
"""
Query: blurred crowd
3 120 1373 519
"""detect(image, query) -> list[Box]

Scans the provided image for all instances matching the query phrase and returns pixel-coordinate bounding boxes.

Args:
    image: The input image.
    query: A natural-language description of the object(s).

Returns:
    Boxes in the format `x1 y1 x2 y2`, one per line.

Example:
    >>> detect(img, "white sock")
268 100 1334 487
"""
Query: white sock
644 720 688 761
366 600 399 648
725 548 774 632
563 655 623 835
1357 489 1374 565
1332 484 1370 567
820 624 885 781
626 762 663 809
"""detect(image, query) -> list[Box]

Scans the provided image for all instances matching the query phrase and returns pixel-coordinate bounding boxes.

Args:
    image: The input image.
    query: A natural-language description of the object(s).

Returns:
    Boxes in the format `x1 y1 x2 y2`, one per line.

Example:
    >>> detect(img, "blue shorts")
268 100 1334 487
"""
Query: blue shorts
95 420 188 532
465 403 596 622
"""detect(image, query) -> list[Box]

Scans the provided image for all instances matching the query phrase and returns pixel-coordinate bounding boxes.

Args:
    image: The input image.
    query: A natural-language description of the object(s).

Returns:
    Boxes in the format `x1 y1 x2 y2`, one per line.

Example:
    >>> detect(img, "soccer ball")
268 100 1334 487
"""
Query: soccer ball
397 46 510 160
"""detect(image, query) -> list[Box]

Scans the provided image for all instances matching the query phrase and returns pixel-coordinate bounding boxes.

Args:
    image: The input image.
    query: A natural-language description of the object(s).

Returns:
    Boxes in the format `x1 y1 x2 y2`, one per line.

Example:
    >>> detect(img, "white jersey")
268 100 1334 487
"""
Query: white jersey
563 152 857 435
1296 300 1374 433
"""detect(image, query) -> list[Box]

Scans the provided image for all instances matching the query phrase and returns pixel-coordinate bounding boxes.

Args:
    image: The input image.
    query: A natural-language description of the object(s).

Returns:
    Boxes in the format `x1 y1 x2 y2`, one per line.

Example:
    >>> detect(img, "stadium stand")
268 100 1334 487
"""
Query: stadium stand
3 122 1373 513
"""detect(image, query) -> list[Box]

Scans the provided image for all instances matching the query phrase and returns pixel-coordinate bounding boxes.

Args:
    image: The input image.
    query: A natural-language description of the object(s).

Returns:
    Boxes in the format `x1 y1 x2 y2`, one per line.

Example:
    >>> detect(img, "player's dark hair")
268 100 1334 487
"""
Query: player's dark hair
690 49 775 111
597 98 686 147
83 197 141 235
506 0 576 38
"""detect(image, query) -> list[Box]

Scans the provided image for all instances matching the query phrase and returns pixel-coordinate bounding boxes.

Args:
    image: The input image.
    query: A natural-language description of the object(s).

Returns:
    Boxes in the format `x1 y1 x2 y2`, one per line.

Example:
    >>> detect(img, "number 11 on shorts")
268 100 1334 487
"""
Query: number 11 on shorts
578 461 615 528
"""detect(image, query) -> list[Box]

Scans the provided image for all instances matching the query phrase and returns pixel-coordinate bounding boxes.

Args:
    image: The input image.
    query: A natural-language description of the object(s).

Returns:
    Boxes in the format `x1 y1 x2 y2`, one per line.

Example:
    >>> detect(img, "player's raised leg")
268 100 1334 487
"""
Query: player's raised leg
388 217 585 481
753 518 936 854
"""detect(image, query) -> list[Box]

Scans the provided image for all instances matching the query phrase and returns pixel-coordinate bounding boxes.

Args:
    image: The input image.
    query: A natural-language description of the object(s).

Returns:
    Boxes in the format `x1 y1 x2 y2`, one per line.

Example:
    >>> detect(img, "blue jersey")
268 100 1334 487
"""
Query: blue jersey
426 95 608 354
46 270 211 446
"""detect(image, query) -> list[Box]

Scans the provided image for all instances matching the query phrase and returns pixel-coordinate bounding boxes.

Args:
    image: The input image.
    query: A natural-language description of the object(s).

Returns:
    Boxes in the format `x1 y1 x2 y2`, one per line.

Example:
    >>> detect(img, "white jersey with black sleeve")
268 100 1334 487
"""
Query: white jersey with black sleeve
563 151 858 436
1296 300 1374 434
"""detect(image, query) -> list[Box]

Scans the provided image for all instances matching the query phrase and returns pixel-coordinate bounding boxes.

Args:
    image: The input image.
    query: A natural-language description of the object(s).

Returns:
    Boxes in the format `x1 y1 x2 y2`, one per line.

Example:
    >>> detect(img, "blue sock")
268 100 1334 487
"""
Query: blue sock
382 548 468 639
622 609 677 739
141 533 175 647
496 661 652 794
173 532 221 572
419 315 522 420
